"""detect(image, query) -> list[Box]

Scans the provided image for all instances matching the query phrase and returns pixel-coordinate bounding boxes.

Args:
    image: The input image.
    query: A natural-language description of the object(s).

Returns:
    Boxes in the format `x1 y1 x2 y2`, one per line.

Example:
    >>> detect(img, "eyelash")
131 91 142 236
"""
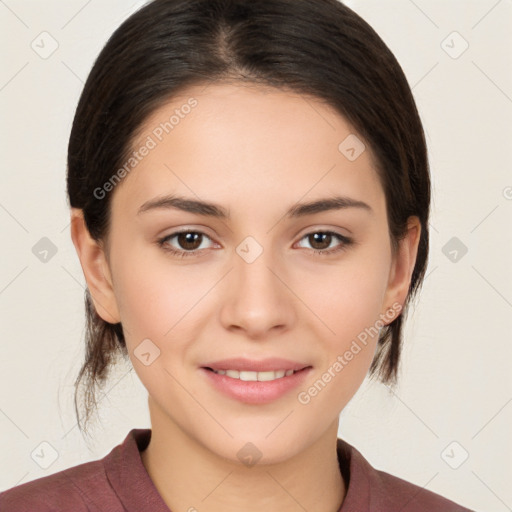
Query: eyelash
157 230 354 258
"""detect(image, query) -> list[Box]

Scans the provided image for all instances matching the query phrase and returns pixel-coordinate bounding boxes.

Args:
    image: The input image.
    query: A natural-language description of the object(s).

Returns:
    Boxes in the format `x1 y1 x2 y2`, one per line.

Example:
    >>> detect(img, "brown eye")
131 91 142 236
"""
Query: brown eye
308 232 333 250
157 230 215 257
296 230 353 256
176 232 203 251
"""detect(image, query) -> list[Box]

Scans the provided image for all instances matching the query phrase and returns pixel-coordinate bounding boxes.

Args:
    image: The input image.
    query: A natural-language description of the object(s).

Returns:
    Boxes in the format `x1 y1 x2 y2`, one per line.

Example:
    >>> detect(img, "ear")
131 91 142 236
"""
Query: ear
380 216 422 323
69 208 121 324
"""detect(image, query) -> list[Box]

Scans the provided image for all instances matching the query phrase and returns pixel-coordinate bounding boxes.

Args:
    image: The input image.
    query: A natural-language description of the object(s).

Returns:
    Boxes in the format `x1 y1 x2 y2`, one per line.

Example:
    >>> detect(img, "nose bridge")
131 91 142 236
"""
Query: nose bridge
237 240 276 290
220 234 294 335
234 234 283 301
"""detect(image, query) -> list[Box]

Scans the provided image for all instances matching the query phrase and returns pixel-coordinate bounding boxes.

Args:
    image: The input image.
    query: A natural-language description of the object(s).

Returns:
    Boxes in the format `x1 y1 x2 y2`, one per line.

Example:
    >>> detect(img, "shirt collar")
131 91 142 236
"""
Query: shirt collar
103 428 171 511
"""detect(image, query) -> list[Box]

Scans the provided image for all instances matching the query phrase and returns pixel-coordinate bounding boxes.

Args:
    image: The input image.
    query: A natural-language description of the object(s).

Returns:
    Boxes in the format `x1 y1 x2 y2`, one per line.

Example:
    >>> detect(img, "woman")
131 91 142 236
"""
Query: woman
0 0 474 510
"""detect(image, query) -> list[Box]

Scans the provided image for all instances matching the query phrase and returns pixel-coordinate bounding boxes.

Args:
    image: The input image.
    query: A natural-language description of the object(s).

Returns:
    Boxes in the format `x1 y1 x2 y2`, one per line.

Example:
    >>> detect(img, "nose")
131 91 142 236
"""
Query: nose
219 242 296 339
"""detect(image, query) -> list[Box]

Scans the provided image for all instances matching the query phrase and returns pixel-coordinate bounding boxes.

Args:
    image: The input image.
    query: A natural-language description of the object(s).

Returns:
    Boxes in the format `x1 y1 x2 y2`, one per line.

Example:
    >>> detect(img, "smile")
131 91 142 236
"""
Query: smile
208 369 296 381
201 365 312 404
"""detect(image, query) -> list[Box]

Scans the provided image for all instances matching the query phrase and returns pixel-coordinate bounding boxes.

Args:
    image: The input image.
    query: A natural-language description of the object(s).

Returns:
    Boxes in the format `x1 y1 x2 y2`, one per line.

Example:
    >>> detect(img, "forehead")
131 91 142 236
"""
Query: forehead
111 82 384 218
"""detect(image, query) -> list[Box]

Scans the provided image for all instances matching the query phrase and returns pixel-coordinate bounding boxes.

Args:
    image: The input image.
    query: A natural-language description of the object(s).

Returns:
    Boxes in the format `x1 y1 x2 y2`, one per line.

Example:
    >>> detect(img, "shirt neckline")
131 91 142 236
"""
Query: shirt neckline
103 428 365 512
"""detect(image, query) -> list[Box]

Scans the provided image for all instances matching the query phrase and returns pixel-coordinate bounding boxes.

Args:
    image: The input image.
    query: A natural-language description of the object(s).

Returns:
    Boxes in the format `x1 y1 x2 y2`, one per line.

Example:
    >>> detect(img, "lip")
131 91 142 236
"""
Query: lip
200 358 312 404
201 357 309 372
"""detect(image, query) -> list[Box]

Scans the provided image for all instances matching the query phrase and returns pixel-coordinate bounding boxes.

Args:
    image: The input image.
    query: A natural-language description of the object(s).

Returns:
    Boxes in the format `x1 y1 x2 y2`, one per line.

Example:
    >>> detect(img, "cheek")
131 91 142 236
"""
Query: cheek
110 248 208 348
293 243 391 406
111 260 208 398
301 251 390 342
294 267 387 419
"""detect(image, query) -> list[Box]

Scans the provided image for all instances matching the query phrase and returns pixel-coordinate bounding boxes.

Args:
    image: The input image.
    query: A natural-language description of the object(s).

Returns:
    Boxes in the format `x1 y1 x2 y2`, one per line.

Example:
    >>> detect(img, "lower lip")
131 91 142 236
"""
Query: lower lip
200 367 312 404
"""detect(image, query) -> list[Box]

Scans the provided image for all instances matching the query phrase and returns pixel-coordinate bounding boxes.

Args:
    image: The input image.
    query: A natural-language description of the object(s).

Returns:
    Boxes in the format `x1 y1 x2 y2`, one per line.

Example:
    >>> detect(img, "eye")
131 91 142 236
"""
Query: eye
157 230 216 258
295 230 353 256
157 229 354 258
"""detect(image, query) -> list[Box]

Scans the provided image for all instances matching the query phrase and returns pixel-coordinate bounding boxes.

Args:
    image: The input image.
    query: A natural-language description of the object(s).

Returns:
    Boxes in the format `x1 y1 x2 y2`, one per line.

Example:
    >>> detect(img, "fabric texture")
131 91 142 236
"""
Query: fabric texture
0 428 474 511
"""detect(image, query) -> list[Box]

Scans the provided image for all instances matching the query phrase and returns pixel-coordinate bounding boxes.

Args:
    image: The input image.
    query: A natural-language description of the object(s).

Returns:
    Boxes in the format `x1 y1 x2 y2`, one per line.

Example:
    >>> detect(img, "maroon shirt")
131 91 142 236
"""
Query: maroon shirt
0 428 474 511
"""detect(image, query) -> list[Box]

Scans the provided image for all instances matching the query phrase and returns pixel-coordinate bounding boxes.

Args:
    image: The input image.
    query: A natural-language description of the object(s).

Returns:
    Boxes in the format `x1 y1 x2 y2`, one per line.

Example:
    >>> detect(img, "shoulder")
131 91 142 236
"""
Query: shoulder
369 465 474 511
338 438 475 511
0 428 151 512
0 450 124 512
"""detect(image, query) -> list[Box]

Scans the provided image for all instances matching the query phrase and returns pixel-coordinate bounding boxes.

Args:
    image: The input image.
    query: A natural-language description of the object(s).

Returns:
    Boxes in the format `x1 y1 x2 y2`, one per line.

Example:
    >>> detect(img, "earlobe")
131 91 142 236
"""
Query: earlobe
69 208 121 324
381 216 422 323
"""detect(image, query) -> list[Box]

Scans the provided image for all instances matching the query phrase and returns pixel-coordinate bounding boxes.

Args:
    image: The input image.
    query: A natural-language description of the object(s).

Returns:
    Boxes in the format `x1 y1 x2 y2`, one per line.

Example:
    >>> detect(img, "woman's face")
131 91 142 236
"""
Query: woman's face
84 82 419 463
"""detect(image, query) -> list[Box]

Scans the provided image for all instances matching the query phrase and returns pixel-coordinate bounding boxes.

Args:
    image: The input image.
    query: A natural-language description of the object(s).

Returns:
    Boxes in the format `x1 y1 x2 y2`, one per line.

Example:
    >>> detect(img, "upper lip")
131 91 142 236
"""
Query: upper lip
201 357 311 372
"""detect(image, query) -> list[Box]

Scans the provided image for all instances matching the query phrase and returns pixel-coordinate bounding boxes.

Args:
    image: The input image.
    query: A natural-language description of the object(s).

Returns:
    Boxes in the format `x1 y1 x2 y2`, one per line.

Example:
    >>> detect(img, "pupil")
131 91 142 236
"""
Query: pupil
179 232 201 250
311 233 330 250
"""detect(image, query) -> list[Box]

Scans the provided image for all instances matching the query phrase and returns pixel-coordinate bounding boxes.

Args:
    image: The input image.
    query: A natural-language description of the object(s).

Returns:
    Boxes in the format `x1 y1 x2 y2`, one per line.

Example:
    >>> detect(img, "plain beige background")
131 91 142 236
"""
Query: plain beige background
1 1 511 510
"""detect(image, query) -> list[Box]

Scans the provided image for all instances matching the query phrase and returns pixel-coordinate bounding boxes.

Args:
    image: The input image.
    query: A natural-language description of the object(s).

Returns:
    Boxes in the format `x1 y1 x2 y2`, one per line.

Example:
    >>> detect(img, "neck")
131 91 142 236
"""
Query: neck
140 403 346 512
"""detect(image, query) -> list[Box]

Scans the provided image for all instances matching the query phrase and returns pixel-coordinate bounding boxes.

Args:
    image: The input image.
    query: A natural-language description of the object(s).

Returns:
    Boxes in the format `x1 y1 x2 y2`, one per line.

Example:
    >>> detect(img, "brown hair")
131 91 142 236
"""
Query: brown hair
67 0 430 435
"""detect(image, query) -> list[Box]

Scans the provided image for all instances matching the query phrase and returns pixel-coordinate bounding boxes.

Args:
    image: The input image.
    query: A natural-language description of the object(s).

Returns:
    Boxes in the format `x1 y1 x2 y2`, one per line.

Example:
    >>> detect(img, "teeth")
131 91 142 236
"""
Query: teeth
256 371 278 382
212 369 298 381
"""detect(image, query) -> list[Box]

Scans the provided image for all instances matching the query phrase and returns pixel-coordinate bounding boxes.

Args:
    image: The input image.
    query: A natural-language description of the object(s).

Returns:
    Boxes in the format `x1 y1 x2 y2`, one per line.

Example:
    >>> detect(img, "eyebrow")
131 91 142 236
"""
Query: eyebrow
137 194 373 219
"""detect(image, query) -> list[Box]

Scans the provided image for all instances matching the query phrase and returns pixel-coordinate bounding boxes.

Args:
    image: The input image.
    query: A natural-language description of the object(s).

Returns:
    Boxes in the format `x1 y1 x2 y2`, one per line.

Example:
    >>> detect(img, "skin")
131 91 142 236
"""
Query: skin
70 82 421 512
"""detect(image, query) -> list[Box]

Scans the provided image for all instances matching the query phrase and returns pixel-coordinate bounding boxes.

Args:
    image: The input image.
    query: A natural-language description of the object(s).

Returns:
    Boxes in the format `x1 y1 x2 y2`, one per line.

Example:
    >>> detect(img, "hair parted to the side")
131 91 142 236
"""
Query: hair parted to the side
67 0 430 436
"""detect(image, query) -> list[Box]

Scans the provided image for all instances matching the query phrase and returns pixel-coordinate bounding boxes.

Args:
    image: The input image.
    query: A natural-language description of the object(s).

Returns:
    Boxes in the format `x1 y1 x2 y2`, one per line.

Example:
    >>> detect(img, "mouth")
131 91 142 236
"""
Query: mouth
199 358 312 404
203 367 304 382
